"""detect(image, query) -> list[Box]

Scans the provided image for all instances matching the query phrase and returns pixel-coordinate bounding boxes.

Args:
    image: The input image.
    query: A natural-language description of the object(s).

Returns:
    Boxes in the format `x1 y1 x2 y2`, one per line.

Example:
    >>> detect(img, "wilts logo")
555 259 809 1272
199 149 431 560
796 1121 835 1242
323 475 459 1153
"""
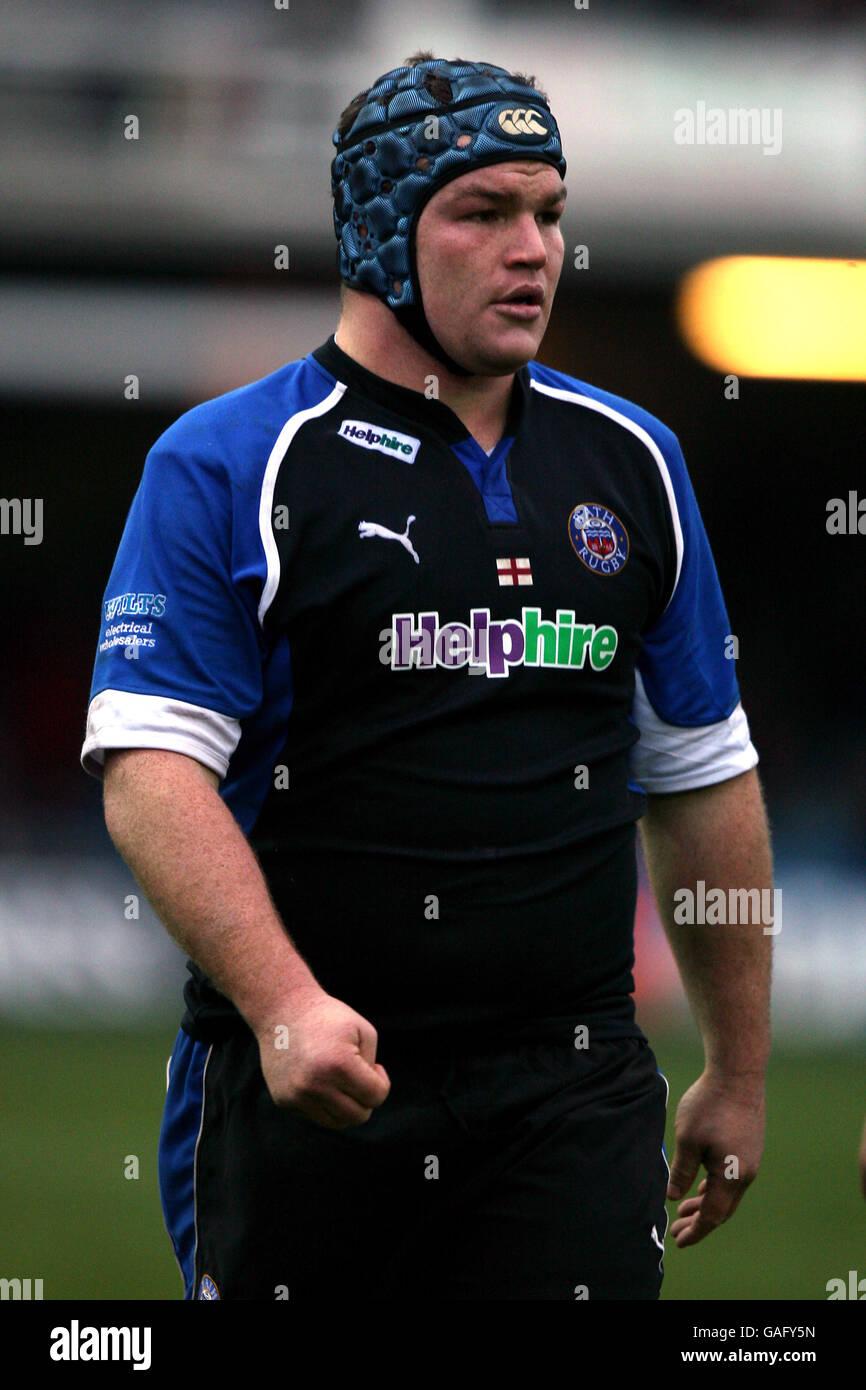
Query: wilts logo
103 592 166 621
569 504 629 575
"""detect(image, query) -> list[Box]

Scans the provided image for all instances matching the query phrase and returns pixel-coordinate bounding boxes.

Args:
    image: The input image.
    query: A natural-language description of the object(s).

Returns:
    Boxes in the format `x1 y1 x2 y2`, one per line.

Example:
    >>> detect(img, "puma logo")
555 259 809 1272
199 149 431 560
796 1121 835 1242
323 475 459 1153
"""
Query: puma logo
358 515 420 564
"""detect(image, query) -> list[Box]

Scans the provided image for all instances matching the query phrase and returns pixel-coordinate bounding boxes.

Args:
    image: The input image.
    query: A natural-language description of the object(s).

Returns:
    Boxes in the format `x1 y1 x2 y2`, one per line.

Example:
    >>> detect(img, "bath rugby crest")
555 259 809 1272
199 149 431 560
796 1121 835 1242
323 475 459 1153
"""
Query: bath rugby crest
569 504 629 575
83 331 757 1045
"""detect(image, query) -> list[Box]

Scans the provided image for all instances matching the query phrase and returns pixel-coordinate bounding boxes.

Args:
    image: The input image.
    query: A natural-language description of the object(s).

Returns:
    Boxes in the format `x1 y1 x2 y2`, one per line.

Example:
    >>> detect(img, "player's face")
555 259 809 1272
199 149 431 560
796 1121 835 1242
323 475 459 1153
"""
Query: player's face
415 161 566 375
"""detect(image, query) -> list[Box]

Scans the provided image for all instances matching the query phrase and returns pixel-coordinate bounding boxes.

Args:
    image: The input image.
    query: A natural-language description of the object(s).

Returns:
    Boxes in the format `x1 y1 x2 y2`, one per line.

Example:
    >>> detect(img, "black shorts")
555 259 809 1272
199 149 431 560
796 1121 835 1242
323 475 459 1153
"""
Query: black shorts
159 1022 670 1301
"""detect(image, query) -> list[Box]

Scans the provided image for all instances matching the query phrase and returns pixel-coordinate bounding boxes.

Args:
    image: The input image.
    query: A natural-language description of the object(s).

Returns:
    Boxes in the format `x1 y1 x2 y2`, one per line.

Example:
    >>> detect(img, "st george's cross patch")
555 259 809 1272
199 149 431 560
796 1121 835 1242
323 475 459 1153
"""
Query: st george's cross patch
496 557 533 586
568 504 629 576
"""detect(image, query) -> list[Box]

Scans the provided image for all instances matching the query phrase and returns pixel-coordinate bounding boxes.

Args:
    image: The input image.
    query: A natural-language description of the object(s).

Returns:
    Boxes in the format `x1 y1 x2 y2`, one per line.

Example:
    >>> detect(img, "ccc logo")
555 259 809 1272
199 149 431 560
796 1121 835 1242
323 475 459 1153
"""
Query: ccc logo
498 107 548 137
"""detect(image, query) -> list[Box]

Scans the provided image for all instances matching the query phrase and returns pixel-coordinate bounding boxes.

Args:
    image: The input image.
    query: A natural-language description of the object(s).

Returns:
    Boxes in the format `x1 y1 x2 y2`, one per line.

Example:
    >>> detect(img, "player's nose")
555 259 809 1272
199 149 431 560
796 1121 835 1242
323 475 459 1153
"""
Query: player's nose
505 212 549 267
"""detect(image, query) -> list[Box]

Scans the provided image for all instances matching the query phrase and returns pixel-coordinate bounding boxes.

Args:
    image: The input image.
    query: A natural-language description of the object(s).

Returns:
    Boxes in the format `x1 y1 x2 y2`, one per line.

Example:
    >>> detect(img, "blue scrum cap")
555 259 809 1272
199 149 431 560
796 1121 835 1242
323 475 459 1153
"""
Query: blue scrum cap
330 57 566 373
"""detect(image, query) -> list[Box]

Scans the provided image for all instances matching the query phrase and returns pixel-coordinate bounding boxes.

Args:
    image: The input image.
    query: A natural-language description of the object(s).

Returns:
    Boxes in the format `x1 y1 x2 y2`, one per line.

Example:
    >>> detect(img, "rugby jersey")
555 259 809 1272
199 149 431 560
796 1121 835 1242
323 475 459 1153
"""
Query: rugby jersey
82 335 757 1040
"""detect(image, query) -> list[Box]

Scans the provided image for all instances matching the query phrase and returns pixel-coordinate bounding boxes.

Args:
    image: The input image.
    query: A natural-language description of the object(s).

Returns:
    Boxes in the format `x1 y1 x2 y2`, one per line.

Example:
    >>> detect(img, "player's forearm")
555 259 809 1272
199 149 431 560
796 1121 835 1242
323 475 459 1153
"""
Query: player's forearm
639 768 773 1080
102 748 323 1033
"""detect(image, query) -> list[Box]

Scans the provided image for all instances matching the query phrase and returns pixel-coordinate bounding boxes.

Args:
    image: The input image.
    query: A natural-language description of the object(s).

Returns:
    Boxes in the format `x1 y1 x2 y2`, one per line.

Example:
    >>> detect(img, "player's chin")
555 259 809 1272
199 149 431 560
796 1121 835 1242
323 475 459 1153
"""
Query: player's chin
480 331 544 372
492 308 547 346
458 321 541 372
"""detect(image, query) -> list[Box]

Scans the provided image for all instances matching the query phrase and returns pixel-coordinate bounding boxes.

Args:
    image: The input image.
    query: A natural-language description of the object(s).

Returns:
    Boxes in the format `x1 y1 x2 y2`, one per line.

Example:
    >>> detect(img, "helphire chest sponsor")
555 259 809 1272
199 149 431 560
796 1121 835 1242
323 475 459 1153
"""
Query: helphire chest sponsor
339 418 421 463
380 606 619 678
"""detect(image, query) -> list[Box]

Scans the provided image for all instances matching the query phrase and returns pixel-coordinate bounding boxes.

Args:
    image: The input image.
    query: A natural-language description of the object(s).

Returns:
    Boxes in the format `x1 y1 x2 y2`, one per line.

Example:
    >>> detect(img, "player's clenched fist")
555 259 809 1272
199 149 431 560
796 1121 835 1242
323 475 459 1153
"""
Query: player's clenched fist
255 989 391 1129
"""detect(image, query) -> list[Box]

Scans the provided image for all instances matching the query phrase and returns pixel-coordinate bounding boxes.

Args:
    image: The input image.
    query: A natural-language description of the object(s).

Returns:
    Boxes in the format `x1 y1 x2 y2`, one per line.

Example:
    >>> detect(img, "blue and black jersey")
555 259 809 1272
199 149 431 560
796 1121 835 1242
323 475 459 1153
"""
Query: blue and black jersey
82 335 757 1041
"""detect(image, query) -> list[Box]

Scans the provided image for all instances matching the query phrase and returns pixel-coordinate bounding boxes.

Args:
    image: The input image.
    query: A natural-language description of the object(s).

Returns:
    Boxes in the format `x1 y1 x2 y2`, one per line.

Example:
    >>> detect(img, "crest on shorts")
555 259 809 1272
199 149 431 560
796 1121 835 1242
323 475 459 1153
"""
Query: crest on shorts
198 1274 220 1300
568 503 629 575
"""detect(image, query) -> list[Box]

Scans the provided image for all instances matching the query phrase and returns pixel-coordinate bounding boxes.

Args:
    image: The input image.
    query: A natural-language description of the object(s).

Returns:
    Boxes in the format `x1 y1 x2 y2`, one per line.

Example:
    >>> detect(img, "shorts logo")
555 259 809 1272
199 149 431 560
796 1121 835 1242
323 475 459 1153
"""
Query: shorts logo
339 419 420 464
568 504 629 575
198 1275 220 1300
495 106 549 139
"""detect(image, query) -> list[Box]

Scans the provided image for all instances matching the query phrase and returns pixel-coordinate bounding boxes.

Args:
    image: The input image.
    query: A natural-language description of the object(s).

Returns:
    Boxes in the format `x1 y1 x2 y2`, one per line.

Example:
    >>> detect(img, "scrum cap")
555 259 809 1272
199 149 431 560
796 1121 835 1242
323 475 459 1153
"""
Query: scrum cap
331 58 566 373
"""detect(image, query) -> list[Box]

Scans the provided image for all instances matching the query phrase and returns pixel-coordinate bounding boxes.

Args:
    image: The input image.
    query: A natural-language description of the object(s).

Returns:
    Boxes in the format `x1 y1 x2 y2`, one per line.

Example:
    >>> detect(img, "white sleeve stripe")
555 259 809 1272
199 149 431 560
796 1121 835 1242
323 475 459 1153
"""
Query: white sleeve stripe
80 689 241 780
257 381 347 628
529 377 684 606
629 670 758 793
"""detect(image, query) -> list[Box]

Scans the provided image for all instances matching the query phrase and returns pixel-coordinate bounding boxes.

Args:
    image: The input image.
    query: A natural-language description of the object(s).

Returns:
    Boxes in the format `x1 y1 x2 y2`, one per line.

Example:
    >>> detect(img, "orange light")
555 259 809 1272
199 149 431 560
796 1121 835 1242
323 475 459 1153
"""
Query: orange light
676 256 866 381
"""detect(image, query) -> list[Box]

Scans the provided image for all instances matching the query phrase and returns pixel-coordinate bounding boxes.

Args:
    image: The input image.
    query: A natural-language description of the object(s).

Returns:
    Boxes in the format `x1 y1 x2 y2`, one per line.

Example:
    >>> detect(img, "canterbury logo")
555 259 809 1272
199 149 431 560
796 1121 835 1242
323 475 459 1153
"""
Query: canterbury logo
498 107 548 137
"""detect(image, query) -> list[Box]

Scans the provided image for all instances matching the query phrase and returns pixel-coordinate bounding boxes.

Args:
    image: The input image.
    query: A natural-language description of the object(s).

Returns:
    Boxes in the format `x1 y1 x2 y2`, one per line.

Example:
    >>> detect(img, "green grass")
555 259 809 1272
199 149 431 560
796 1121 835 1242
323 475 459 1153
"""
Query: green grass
653 1029 865 1300
0 1027 181 1299
1 1027 862 1300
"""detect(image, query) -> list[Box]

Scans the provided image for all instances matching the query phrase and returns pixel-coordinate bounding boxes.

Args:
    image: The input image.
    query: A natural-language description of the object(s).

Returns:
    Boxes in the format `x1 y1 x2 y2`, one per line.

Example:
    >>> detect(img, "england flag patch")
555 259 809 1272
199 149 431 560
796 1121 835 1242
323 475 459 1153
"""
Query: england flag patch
496 557 533 586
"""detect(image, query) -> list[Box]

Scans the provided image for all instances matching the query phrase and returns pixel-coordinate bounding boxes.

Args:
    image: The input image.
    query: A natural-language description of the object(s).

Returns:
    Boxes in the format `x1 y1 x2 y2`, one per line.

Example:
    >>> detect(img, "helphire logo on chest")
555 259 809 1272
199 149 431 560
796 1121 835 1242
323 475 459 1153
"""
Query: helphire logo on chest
339 418 421 464
380 608 619 679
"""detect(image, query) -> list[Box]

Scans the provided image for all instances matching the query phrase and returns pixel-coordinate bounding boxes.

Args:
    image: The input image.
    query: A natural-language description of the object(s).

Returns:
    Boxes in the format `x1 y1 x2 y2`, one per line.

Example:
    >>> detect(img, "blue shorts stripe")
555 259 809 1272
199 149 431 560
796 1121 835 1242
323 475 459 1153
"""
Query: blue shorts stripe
158 1027 211 1300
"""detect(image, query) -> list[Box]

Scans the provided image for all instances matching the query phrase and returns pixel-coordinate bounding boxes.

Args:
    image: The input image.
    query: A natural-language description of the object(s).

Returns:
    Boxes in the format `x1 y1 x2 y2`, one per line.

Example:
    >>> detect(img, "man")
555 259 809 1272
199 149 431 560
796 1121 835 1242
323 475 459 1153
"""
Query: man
81 53 772 1300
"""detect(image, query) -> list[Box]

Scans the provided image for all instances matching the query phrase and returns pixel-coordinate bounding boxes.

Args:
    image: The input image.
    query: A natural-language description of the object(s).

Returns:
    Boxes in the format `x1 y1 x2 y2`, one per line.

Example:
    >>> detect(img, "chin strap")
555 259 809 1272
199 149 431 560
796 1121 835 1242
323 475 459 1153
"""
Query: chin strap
390 301 474 380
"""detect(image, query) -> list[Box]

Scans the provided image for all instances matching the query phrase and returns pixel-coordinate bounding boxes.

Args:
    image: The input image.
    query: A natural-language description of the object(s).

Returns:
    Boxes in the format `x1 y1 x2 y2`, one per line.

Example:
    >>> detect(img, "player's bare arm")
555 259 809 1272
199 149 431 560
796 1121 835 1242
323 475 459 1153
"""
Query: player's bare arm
102 748 390 1129
639 766 772 1248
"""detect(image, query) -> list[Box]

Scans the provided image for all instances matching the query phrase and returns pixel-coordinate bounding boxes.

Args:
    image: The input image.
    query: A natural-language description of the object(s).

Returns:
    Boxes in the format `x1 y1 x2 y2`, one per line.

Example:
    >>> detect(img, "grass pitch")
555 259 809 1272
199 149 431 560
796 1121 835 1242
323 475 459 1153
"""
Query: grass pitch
1 1026 861 1300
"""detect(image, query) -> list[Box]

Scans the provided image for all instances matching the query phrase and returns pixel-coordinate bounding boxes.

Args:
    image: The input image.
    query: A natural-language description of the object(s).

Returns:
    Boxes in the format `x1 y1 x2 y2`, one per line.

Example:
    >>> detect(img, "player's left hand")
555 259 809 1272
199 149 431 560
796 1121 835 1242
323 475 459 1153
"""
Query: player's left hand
666 1069 765 1248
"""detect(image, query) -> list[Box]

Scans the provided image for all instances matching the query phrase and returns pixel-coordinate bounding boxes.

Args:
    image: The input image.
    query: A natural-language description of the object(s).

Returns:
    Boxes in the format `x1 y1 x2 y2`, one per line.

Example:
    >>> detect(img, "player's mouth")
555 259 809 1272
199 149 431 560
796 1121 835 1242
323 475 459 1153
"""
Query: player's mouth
491 285 545 319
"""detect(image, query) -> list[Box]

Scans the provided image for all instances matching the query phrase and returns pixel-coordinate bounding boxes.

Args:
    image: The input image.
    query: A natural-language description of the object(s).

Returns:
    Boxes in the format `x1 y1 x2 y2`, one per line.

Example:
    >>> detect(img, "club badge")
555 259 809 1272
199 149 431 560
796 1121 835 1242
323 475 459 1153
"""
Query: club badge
568 503 629 575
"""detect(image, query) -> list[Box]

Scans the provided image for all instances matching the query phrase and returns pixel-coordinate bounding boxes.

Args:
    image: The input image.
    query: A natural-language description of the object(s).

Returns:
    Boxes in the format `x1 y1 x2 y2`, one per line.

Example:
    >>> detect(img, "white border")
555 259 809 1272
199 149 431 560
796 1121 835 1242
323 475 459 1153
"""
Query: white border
190 1043 214 1300
257 382 347 627
81 689 239 779
630 670 758 793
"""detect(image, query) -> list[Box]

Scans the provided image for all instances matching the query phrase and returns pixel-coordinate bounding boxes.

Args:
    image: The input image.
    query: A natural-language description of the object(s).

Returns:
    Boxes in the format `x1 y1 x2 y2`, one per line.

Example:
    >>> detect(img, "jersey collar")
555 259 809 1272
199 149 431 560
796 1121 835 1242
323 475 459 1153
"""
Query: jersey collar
311 335 530 449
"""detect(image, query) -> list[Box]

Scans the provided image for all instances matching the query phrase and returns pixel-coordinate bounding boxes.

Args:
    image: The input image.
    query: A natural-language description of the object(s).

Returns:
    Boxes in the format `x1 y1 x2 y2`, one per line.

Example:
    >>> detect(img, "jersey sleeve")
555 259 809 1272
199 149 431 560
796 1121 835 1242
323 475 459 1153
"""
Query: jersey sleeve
81 425 266 781
629 431 758 794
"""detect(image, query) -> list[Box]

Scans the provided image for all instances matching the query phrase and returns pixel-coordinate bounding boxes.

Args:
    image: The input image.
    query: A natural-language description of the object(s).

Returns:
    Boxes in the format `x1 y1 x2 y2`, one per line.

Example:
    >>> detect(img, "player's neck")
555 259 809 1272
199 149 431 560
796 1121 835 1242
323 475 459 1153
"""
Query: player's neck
334 306 514 454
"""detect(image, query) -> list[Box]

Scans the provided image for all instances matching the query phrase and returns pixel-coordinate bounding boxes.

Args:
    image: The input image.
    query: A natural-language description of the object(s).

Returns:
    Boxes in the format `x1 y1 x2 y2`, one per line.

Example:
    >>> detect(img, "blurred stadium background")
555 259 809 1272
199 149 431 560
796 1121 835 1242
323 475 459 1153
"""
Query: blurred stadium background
1 0 864 1301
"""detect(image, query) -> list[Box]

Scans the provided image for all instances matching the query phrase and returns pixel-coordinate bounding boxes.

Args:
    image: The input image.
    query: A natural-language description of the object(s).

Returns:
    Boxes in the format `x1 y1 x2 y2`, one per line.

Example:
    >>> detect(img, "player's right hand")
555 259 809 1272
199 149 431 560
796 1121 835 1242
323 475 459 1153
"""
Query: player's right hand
255 989 391 1129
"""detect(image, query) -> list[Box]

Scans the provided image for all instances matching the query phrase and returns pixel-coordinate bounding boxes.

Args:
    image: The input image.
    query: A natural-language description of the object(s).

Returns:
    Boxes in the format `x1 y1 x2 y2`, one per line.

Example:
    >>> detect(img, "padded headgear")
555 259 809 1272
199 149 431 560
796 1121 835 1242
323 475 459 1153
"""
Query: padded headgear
331 58 566 374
